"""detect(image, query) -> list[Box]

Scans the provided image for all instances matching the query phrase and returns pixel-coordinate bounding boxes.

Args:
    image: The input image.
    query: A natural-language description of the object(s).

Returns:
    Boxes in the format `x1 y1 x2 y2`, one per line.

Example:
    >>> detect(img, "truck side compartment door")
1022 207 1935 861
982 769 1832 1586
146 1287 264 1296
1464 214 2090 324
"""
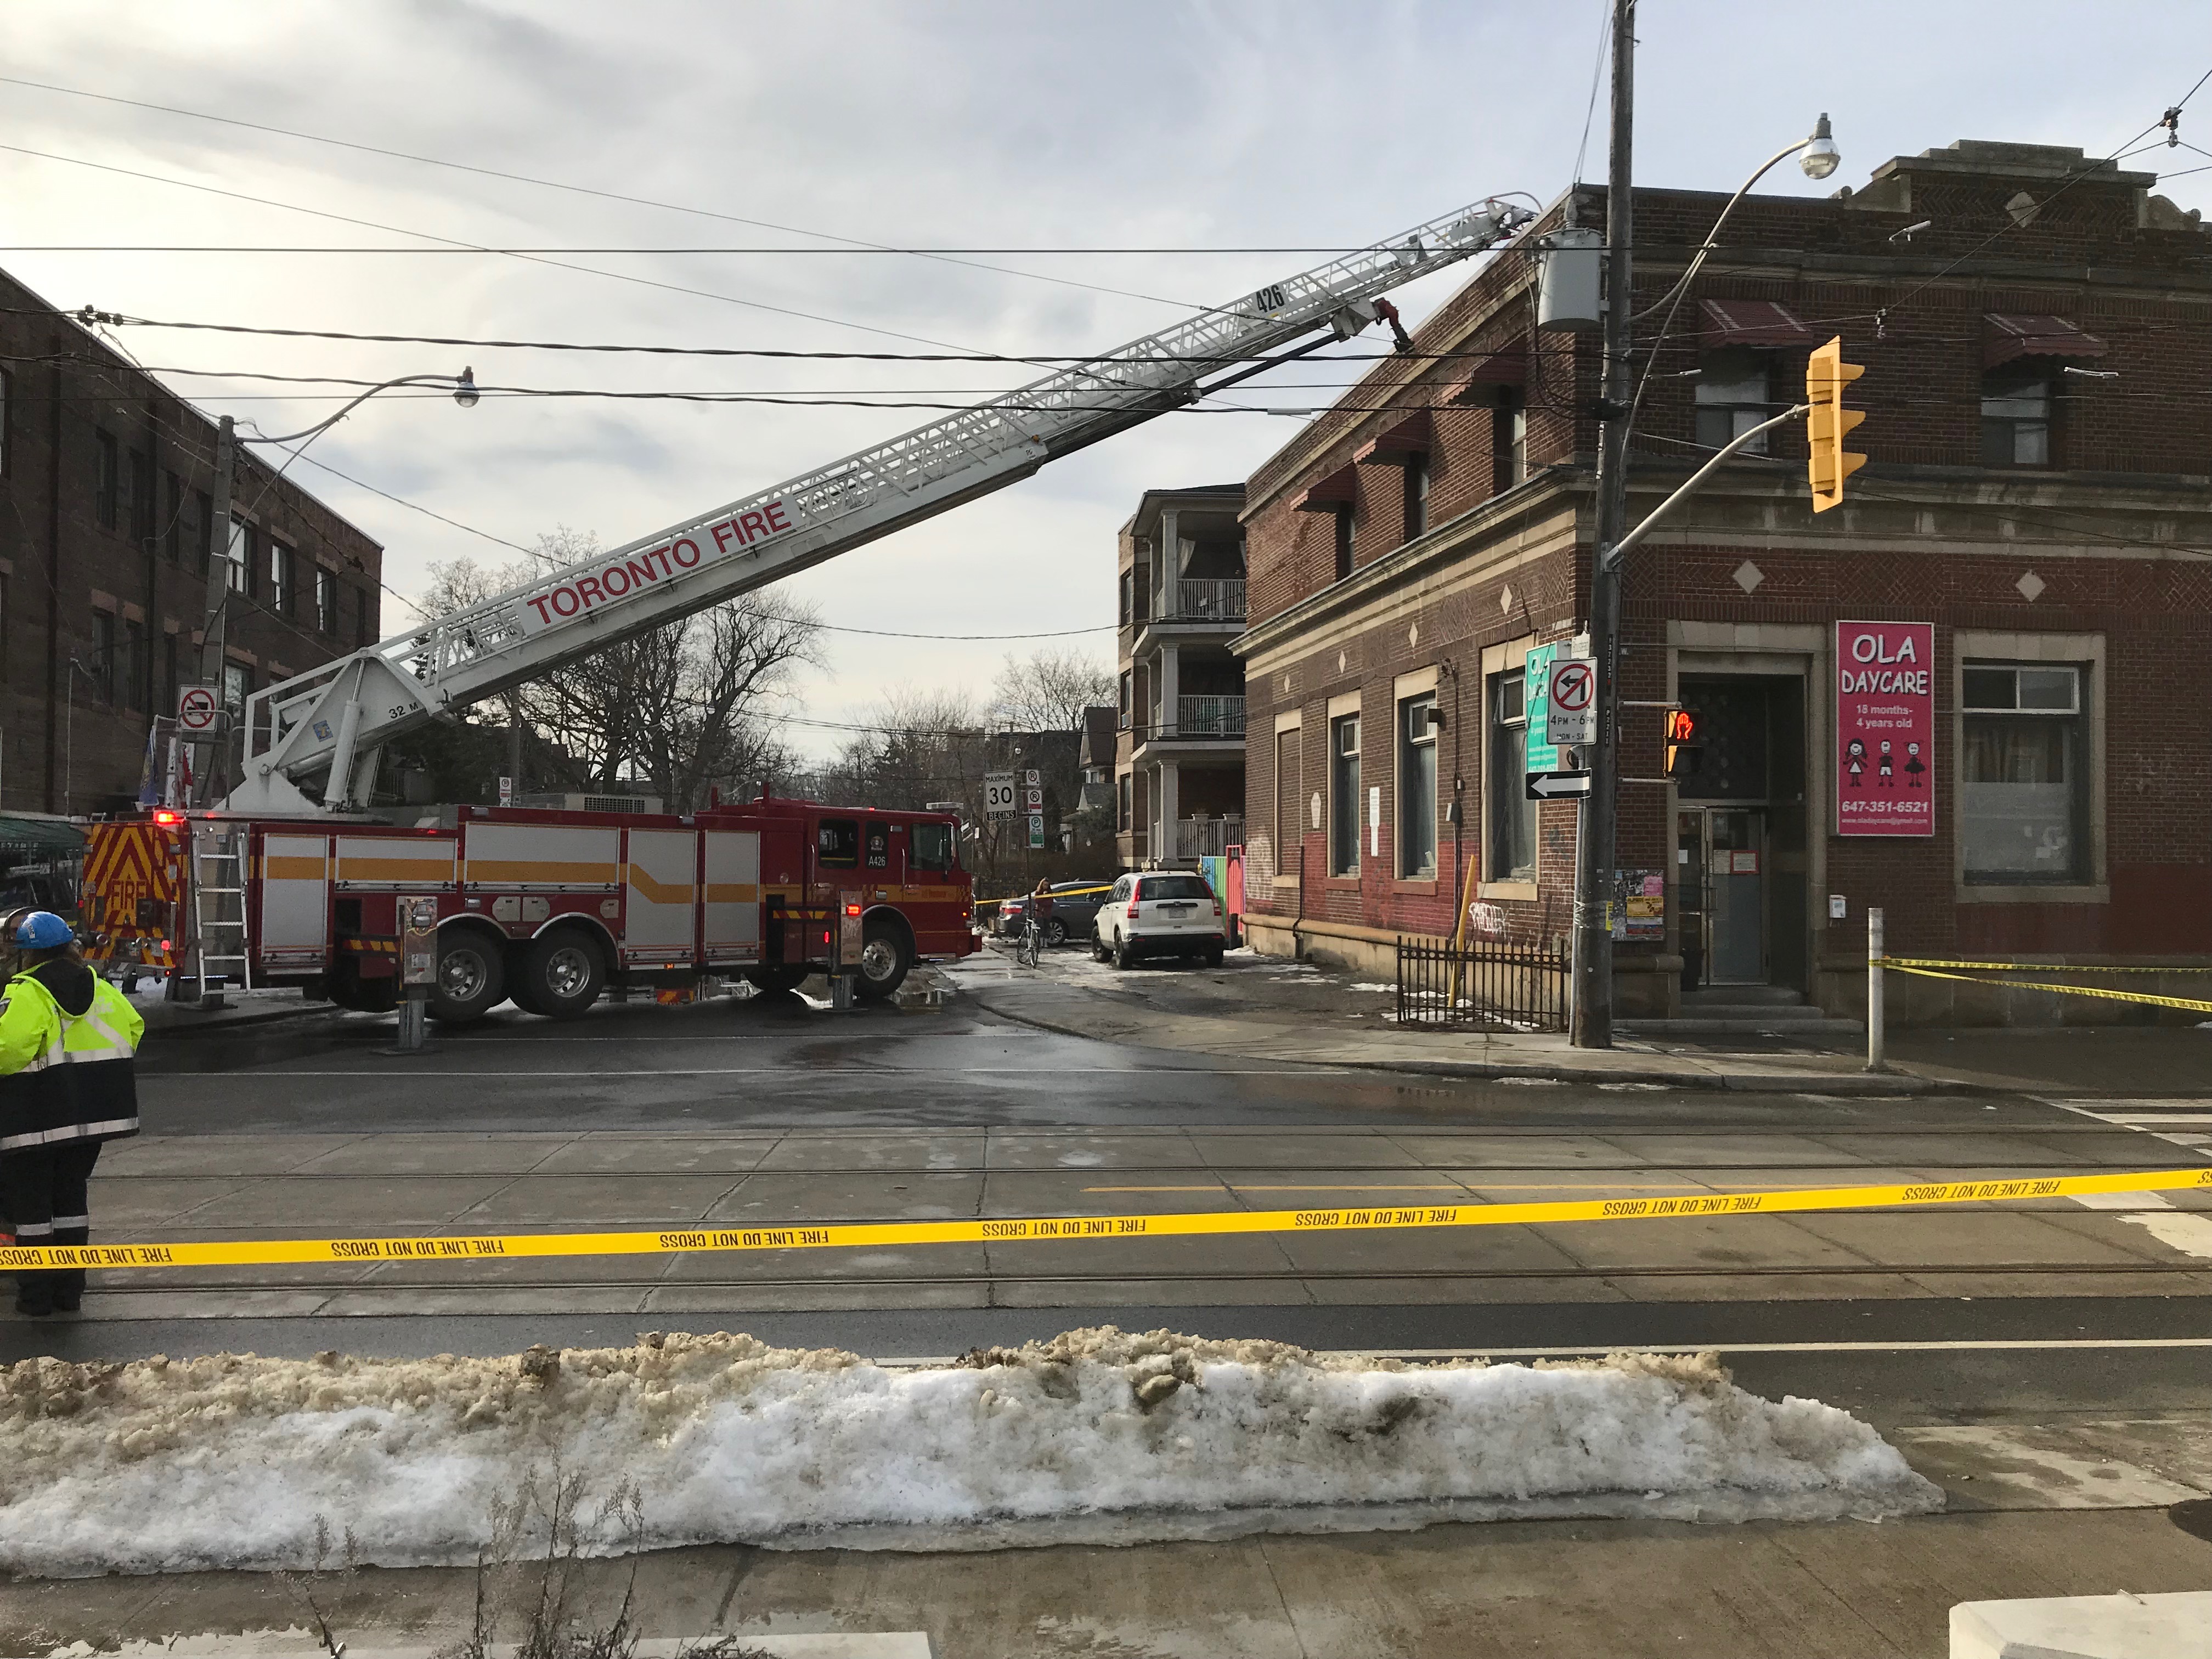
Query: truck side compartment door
623 828 700 965
703 830 761 964
259 832 331 962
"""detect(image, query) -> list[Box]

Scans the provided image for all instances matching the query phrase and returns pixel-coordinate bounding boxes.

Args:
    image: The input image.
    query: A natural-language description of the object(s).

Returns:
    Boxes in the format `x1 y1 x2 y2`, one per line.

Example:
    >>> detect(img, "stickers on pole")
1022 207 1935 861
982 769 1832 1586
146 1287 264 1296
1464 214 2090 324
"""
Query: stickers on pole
1836 620 1933 837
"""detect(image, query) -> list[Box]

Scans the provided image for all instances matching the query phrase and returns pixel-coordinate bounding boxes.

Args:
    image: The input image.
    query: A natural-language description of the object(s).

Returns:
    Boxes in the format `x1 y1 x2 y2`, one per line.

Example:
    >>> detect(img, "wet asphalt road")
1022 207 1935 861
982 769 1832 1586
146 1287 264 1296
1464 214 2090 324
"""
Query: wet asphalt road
10 989 2205 1434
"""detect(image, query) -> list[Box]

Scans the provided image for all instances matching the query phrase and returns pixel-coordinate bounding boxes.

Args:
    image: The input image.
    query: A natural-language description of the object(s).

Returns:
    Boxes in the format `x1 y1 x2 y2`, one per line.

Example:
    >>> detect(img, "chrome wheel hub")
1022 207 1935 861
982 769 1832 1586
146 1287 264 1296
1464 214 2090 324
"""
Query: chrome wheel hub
438 947 487 1002
544 945 592 998
860 938 900 981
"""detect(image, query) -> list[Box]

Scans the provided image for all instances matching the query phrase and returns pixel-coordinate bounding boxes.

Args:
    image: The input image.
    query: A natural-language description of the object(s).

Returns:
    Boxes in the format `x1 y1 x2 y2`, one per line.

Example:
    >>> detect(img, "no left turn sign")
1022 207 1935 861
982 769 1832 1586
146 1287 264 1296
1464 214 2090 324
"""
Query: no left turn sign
1546 659 1596 746
176 684 221 735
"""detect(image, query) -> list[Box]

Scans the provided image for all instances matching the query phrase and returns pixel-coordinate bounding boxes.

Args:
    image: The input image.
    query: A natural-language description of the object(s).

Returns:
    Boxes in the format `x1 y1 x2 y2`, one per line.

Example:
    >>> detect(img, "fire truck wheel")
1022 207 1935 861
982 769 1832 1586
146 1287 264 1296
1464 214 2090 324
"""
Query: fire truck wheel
429 930 507 1025
744 965 808 995
853 916 912 1002
520 928 608 1020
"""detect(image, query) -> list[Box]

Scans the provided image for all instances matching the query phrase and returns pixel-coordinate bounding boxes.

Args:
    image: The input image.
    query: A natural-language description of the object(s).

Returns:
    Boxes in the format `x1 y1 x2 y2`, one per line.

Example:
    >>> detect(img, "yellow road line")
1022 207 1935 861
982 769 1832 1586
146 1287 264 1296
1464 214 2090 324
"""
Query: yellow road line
5 1166 2207 1272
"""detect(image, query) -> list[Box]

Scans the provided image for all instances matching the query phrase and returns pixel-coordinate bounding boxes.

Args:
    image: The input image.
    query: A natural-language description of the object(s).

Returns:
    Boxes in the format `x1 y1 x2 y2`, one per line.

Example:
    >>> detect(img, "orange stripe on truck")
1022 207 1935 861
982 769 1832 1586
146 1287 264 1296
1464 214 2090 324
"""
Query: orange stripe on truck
626 865 695 906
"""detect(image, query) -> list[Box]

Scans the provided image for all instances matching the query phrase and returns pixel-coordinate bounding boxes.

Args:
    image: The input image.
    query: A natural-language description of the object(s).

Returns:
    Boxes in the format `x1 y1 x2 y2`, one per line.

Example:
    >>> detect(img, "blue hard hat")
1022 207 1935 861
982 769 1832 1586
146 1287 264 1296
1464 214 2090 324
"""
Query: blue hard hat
14 911 74 949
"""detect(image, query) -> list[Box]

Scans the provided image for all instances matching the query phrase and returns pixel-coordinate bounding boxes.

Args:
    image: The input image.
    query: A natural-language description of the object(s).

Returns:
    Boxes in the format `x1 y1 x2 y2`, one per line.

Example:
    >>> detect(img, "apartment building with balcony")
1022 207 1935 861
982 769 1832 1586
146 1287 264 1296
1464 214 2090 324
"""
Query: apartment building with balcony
1113 483 1247 868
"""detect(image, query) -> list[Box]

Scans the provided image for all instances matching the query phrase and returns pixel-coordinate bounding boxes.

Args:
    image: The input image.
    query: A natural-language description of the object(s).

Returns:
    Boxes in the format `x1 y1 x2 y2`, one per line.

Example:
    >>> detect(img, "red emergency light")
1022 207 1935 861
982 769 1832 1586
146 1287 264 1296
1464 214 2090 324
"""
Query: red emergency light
151 809 183 826
843 903 862 917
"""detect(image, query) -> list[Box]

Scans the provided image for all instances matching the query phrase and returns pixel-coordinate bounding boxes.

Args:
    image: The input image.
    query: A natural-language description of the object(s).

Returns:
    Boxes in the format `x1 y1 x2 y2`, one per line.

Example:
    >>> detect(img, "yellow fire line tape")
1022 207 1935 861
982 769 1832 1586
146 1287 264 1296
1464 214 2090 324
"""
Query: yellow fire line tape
1886 958 2212 974
4 1166 2207 1272
978 884 1118 910
1886 964 2212 1017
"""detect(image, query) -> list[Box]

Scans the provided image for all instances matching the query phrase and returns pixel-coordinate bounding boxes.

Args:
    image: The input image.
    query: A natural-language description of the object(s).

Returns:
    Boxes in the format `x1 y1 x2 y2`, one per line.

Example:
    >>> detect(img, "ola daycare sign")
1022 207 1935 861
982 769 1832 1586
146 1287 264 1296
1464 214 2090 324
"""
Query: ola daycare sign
1835 620 1933 838
514 499 795 634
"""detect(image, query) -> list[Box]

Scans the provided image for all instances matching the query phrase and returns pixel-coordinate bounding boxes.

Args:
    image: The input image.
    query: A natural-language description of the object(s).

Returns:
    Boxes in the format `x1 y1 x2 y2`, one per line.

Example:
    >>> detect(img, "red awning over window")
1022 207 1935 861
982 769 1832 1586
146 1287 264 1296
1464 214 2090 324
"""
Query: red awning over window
1354 411 1431 466
1698 298 1812 348
1984 314 2109 369
1293 465 1357 513
1449 346 1527 402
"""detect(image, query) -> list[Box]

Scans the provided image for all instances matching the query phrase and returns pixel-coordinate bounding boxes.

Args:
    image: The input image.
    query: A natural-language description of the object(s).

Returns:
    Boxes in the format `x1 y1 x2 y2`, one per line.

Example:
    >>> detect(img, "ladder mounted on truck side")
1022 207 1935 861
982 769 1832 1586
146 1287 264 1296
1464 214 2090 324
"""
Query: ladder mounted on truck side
224 197 1534 815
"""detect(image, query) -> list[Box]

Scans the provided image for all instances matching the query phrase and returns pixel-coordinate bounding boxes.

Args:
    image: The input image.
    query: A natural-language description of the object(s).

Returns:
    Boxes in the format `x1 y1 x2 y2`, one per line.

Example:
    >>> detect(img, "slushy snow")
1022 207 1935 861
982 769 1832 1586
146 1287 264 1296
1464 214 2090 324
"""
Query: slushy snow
0 1328 1940 1577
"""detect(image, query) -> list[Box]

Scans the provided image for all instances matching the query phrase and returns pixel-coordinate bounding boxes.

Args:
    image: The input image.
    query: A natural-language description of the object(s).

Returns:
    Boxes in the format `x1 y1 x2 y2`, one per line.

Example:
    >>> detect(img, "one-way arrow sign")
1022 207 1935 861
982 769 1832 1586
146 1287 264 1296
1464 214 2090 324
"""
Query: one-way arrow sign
1525 770 1593 802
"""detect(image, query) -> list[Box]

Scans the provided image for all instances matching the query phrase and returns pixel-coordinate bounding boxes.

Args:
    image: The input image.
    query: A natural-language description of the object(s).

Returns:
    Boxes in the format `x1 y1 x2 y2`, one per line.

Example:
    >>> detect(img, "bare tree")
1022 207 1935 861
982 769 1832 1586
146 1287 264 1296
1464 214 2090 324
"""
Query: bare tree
989 647 1115 735
418 532 821 811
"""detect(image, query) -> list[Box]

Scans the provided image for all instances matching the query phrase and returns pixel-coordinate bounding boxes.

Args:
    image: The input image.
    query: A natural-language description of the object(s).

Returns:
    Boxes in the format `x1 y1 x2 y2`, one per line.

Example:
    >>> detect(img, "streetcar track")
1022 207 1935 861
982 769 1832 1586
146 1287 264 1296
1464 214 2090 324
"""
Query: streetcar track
73 1259 2212 1295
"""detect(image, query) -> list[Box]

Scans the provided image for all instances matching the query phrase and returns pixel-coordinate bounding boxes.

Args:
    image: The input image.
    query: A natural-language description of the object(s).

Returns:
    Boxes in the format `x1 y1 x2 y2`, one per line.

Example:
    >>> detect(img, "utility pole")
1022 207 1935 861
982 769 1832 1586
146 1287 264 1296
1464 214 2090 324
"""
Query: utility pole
193 415 235 806
1573 0 1636 1049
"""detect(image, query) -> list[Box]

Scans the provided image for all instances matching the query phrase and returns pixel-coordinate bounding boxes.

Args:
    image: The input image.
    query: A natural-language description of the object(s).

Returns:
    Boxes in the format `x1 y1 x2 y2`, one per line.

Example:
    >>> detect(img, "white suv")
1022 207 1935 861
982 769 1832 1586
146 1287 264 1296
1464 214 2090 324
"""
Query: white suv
1092 872 1227 969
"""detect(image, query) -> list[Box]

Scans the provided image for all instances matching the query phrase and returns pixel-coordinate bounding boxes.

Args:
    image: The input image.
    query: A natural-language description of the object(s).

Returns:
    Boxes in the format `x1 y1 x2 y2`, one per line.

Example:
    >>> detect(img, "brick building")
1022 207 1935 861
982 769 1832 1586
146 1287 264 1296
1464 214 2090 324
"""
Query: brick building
1235 139 2212 1022
0 271 383 816
1114 483 1248 868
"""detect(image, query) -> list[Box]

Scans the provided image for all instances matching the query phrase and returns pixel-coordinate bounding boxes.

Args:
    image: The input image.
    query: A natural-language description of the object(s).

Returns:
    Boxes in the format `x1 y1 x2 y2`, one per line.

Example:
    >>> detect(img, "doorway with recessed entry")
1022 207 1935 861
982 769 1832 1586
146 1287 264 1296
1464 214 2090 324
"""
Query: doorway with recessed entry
1674 675 1808 992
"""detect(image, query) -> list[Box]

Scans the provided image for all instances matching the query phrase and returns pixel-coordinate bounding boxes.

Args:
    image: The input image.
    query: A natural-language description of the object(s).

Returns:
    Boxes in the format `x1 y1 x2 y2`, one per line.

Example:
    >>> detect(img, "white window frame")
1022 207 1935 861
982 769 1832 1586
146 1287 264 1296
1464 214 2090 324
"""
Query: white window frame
1478 635 1539 899
1953 630 2106 903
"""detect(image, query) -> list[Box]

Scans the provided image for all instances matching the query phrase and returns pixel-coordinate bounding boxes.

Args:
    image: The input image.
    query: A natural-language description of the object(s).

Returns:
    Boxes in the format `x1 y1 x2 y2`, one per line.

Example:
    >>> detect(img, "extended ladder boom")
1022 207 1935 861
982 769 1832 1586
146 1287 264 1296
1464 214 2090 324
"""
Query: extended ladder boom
229 196 1533 811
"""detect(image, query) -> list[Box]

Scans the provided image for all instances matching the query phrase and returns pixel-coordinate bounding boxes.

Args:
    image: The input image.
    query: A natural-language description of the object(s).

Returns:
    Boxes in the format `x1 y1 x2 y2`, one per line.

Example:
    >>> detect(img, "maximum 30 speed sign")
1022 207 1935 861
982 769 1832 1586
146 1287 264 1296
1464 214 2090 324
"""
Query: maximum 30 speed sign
983 773 1018 817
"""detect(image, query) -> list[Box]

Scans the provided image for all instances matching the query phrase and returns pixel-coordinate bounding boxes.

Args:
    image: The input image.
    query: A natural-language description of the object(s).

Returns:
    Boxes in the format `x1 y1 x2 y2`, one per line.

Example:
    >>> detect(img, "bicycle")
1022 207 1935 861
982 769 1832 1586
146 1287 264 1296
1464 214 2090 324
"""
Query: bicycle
1017 912 1045 968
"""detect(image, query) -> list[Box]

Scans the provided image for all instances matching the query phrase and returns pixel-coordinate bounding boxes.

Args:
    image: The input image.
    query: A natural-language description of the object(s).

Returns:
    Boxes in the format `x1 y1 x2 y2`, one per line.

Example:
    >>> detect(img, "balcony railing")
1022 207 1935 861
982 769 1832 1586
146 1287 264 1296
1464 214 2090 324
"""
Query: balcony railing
1170 578 1246 622
1175 816 1244 859
1173 695 1245 738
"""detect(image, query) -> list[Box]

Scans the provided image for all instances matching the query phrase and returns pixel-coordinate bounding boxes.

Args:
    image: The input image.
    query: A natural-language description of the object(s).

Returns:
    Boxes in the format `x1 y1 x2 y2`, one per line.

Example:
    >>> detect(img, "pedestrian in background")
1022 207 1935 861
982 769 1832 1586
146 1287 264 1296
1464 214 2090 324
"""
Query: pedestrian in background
0 911 143 1316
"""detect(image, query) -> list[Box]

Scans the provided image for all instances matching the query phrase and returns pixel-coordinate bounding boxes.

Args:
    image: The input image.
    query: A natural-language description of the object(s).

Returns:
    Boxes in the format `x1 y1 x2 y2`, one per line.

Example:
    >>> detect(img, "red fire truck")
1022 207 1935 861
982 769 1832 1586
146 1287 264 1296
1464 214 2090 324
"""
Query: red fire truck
76 198 1524 1025
81 793 974 1023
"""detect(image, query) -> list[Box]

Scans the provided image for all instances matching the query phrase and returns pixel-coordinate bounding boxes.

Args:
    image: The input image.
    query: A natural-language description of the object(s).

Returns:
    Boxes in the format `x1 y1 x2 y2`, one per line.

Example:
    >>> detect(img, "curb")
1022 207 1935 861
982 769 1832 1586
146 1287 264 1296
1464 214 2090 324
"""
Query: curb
142 999 335 1039
962 988 1939 1095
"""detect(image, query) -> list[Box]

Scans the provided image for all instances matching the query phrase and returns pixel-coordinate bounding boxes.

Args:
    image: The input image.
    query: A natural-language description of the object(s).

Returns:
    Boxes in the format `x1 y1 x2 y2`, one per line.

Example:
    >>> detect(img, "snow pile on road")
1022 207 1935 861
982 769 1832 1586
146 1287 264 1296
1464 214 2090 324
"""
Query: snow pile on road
0 1328 1939 1576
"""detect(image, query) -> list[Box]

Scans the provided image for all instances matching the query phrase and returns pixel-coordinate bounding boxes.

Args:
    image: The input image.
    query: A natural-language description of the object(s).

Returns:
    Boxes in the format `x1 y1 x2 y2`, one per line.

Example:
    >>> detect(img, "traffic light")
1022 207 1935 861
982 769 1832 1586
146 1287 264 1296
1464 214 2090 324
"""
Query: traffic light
1805 335 1866 512
1663 707 1704 780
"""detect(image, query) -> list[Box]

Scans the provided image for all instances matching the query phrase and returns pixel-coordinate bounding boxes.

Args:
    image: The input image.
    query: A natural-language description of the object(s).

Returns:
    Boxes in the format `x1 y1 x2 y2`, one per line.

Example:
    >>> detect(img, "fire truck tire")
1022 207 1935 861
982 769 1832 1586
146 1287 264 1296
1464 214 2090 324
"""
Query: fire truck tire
518 928 608 1020
853 916 912 1002
428 929 507 1025
744 965 809 995
332 963 400 1014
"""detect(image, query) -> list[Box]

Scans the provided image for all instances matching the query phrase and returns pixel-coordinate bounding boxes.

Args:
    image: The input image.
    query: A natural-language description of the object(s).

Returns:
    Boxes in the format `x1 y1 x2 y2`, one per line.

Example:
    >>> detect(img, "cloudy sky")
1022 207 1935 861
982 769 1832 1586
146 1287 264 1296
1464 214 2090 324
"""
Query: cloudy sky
5 2 2206 755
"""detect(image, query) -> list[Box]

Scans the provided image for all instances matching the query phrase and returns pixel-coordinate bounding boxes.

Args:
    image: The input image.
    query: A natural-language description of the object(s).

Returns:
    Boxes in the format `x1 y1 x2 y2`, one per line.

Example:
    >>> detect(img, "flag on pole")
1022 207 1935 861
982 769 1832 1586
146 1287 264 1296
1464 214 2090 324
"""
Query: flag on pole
135 725 161 807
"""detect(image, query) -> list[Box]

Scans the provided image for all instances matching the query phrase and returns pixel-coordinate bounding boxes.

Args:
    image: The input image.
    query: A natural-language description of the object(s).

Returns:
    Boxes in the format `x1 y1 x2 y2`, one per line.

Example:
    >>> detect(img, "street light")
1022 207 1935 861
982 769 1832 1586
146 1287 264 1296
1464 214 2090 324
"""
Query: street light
1800 113 1841 179
246 369 482 448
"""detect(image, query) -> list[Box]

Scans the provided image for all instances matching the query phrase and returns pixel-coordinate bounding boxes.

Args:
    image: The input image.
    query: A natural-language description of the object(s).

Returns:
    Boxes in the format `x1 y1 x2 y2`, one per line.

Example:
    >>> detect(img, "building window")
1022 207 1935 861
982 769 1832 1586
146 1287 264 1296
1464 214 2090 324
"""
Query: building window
1118 670 1132 729
1398 693 1437 878
1119 569 1133 628
221 660 249 716
1982 365 2051 466
122 619 147 710
1274 726 1301 879
1328 712 1361 876
163 471 184 562
1402 454 1429 543
269 539 296 616
194 490 213 574
95 431 120 530
1962 663 2088 883
1116 772 1131 832
93 611 116 702
226 516 252 594
1694 348 1773 454
1333 505 1353 582
316 567 337 634
1487 668 1537 881
1492 387 1527 488
130 449 154 542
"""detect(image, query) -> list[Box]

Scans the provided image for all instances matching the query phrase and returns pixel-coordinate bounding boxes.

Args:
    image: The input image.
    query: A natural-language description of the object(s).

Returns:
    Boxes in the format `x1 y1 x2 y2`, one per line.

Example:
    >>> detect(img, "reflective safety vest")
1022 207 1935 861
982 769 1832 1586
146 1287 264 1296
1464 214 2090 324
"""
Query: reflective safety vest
0 966 144 1153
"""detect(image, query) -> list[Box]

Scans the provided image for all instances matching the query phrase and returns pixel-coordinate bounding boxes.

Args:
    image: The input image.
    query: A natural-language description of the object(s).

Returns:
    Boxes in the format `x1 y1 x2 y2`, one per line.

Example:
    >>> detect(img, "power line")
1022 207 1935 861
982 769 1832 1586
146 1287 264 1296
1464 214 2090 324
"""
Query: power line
0 141 1006 356
0 76 1215 315
0 244 1377 256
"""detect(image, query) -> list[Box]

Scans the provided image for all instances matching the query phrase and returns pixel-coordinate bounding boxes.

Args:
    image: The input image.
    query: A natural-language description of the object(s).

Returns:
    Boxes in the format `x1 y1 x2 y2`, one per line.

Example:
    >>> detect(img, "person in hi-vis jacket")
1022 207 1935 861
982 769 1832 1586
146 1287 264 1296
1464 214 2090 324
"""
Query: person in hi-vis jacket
0 911 143 1316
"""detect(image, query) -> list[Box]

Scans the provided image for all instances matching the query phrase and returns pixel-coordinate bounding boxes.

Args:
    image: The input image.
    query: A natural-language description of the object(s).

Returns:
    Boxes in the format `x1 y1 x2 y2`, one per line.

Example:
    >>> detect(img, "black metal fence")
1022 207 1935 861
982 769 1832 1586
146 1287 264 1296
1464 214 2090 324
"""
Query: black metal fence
1395 935 1572 1032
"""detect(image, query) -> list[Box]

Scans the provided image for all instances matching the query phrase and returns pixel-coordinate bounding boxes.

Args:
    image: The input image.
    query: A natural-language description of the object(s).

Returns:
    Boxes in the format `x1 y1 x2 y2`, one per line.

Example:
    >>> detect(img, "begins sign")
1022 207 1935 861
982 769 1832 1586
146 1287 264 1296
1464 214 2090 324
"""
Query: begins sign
1835 620 1933 838
514 499 795 634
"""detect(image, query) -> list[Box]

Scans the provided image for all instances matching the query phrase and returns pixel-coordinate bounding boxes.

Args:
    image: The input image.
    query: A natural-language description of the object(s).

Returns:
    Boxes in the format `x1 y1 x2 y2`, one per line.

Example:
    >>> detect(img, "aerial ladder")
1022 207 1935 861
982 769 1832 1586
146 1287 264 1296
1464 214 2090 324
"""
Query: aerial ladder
223 196 1534 814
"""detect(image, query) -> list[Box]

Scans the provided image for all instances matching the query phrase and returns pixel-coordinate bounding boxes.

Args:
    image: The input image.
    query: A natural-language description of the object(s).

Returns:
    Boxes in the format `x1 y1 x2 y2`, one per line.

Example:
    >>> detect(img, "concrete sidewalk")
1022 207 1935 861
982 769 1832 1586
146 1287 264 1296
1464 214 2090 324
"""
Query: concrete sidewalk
1 1507 2205 1658
951 960 1934 1094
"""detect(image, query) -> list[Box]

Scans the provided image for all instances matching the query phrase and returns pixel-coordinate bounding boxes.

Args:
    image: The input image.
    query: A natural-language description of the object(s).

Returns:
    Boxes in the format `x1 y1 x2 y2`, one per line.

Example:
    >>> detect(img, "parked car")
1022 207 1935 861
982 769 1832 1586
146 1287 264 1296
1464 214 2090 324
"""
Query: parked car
1091 871 1227 968
995 879 1116 945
